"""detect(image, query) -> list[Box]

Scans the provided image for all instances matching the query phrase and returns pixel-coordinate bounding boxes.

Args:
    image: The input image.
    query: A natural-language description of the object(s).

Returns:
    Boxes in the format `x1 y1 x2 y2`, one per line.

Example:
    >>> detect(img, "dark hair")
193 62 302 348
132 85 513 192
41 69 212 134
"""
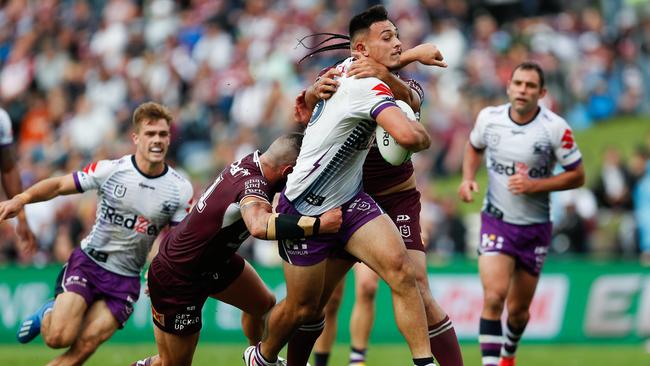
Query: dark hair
511 61 545 89
296 5 390 63
349 5 389 40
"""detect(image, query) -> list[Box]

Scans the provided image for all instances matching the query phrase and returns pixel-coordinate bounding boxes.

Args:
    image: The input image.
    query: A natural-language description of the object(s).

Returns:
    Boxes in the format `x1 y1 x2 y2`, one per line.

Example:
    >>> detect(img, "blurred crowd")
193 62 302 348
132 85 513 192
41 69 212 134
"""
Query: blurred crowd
0 0 649 265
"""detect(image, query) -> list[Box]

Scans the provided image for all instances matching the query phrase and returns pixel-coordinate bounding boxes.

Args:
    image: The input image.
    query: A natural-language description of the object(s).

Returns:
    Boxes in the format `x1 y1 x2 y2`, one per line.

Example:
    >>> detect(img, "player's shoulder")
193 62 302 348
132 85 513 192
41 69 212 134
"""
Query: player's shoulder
538 105 570 129
166 165 193 187
475 103 508 126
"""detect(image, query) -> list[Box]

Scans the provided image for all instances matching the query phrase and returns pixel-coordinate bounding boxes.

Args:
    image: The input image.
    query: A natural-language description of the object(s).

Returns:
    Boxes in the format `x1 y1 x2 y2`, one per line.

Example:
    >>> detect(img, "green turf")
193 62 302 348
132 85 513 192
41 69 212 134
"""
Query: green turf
2 343 648 365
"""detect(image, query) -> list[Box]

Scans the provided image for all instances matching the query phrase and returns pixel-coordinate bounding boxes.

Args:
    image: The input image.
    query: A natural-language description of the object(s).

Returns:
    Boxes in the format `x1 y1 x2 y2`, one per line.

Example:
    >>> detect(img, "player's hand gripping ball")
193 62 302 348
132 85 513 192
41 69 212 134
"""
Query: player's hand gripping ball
376 99 418 166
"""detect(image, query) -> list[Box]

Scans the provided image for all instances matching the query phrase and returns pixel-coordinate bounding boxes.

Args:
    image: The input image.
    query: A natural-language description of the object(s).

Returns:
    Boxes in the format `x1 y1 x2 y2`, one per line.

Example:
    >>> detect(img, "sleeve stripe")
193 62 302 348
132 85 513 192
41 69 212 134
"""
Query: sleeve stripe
562 158 582 171
73 172 84 193
370 100 398 120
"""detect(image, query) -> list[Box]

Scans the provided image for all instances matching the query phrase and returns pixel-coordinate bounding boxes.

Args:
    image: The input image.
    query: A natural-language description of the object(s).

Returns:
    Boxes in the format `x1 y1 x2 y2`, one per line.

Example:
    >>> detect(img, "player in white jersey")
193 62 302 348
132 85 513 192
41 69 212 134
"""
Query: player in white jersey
458 62 585 366
244 6 435 366
0 107 36 255
0 102 193 366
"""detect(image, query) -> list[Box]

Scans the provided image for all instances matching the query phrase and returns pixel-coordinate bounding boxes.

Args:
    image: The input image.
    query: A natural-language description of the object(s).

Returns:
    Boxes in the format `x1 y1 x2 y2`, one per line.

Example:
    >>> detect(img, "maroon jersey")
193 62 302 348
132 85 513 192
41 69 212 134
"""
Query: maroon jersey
362 78 424 195
156 152 272 278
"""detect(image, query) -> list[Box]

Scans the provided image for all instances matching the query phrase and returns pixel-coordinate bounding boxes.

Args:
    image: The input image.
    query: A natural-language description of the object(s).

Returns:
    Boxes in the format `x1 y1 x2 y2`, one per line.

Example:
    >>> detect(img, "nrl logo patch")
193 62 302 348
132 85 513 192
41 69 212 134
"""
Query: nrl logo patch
114 184 127 198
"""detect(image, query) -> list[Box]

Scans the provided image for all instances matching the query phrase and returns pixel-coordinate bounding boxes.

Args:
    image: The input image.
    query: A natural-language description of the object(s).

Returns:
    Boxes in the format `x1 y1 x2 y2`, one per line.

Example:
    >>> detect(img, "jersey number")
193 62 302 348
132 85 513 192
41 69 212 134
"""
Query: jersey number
196 175 223 212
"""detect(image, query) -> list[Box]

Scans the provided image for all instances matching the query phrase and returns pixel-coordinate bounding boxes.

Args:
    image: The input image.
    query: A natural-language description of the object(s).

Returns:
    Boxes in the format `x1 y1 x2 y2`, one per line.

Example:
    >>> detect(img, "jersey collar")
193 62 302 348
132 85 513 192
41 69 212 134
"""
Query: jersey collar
131 155 169 179
507 105 541 126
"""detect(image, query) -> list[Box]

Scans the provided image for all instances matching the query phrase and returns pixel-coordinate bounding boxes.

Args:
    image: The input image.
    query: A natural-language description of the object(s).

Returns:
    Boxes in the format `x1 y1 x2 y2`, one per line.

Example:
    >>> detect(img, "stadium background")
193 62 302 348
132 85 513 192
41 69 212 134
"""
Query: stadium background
0 0 649 365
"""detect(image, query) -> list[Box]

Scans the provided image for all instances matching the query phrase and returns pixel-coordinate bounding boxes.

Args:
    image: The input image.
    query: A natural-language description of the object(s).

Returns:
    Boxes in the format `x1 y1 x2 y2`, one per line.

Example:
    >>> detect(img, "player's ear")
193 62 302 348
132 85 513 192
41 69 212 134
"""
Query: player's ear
354 41 367 56
281 165 294 178
131 131 138 145
539 87 547 99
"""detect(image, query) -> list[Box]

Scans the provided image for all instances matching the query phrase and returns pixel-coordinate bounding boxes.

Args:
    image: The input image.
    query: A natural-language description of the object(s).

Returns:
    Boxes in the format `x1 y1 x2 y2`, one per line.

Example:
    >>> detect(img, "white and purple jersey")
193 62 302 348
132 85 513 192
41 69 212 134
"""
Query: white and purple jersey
469 104 582 225
73 155 193 276
0 108 13 146
285 57 397 215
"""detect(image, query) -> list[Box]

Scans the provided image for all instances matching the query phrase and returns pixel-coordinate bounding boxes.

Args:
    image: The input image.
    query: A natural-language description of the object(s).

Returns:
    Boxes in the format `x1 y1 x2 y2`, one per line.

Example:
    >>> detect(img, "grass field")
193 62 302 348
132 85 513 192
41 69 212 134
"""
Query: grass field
2 343 648 365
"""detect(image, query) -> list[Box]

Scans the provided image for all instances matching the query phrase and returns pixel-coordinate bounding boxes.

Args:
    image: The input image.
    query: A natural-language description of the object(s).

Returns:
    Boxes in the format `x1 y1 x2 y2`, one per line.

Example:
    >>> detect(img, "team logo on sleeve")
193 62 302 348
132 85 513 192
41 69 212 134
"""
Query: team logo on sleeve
561 129 574 149
372 83 394 97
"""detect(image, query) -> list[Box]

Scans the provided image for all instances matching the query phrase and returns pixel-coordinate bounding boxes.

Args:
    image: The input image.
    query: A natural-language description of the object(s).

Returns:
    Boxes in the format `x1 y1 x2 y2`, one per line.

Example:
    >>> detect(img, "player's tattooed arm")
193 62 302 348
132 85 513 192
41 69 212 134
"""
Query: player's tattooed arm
398 43 447 69
240 197 342 240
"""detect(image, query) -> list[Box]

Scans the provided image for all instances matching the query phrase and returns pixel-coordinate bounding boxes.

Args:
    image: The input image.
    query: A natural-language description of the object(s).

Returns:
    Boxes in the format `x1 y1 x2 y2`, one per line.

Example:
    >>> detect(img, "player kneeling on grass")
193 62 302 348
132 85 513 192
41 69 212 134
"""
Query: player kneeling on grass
131 133 342 366
2 102 194 366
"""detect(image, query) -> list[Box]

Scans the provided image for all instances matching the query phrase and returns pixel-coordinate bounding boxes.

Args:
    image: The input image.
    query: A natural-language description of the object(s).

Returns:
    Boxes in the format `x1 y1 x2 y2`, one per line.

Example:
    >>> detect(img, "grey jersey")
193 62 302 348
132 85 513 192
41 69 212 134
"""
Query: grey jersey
284 57 397 215
0 108 13 146
73 155 193 276
469 104 582 224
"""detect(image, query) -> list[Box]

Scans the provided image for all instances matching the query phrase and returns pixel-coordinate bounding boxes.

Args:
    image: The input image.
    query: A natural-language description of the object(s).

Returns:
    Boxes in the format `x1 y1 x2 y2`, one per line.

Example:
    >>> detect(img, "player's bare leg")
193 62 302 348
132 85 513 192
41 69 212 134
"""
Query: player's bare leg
152 324 199 366
312 282 344 366
41 292 88 349
349 263 378 365
499 267 539 365
478 254 515 366
286 257 353 366
409 249 464 366
212 261 276 345
345 214 431 360
46 300 118 366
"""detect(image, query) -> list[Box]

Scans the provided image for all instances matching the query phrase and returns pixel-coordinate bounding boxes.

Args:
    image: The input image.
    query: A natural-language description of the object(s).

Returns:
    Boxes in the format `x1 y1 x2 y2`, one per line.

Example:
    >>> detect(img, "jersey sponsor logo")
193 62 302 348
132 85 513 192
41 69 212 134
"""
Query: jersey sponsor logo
139 182 155 190
100 201 160 236
533 142 552 155
372 83 394 97
489 158 550 178
83 162 98 174
114 184 127 198
561 129 574 149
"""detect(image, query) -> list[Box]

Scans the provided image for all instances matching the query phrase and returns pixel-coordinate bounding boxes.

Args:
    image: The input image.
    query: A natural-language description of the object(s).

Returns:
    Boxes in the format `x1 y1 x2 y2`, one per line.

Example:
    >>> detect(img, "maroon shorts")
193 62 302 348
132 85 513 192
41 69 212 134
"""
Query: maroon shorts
54 248 140 328
373 188 423 252
147 254 245 336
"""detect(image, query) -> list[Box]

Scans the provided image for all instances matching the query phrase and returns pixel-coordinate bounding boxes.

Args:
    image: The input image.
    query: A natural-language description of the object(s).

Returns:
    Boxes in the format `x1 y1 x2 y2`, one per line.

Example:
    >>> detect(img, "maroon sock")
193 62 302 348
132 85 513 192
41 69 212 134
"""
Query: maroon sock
286 317 325 366
429 316 464 366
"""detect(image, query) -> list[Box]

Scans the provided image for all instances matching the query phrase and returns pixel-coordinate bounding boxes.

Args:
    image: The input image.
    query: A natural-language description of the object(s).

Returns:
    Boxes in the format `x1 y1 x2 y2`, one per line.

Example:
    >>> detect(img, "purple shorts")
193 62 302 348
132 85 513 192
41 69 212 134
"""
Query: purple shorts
54 248 140 328
277 190 383 266
148 254 245 336
479 212 552 276
374 188 423 252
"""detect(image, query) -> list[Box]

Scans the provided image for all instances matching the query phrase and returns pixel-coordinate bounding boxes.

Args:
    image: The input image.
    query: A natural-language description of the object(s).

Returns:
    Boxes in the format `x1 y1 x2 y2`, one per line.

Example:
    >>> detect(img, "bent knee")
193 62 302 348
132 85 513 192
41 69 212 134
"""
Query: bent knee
383 253 417 289
44 329 75 349
356 280 379 301
74 337 102 359
483 292 507 314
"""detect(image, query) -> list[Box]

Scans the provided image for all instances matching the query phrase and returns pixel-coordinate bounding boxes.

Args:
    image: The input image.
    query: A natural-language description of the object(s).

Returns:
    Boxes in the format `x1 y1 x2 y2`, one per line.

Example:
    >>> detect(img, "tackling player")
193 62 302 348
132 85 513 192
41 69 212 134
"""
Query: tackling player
297 42 463 366
244 5 435 366
131 133 342 366
458 62 585 366
0 102 194 366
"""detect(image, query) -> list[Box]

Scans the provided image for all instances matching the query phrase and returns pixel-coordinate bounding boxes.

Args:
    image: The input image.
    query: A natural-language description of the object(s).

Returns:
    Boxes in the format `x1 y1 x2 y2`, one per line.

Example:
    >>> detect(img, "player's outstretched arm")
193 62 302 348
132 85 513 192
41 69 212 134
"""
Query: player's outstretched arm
240 197 342 240
375 106 430 152
0 174 79 221
399 43 447 69
0 144 36 250
458 142 483 203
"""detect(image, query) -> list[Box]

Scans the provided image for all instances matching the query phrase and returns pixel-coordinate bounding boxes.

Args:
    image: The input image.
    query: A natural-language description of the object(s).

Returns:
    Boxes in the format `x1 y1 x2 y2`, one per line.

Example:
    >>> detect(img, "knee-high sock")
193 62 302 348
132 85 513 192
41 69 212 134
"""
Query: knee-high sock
313 352 330 366
501 321 526 358
479 318 502 366
287 317 325 366
429 316 464 366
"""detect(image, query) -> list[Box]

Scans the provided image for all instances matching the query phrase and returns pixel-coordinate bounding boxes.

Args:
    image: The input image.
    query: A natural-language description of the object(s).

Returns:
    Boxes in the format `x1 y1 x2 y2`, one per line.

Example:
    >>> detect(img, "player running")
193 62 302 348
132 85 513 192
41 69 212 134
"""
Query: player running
131 133 342 366
458 62 585 366
244 5 435 366
297 40 463 366
1 102 194 366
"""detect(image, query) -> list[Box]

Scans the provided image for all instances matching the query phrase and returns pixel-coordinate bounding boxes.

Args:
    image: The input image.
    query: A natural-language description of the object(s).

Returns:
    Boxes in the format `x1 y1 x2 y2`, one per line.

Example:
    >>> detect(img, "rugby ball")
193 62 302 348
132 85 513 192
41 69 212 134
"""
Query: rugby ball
375 100 418 166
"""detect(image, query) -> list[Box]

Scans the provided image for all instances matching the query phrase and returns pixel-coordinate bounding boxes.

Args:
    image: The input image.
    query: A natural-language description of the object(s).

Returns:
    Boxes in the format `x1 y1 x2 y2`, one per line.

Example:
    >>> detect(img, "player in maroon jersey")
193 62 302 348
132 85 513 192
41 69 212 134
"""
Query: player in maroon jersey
131 133 342 366
288 14 463 366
